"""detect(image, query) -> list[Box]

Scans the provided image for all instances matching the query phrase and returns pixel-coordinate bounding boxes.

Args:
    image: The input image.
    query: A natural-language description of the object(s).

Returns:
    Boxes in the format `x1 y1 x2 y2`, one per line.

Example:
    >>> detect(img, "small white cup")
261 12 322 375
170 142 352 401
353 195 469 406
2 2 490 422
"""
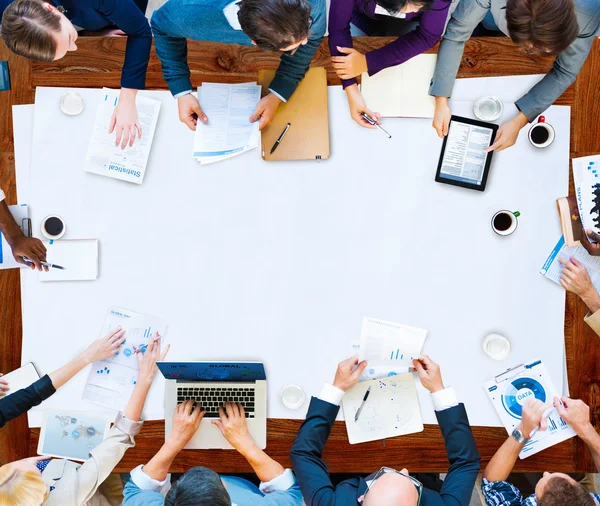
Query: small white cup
41 215 66 240
492 210 520 236
483 333 511 360
281 384 306 410
528 116 555 148
60 92 84 116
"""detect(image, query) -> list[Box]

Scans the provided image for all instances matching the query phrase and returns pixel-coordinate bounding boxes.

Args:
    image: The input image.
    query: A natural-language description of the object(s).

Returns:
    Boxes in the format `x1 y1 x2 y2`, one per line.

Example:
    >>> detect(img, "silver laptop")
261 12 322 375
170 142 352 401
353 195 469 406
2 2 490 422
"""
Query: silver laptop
157 361 267 449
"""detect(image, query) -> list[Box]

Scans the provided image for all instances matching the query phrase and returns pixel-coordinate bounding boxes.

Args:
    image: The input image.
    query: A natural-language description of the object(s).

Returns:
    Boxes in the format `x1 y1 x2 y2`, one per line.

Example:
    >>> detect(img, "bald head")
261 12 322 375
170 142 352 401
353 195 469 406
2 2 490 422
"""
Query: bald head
361 471 419 506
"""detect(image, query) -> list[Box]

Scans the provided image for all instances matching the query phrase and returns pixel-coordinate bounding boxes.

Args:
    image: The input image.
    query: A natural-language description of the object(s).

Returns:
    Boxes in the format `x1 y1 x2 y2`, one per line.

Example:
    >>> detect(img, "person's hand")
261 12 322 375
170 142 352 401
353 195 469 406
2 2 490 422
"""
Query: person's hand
80 328 127 364
212 402 254 452
412 355 445 393
486 112 528 152
109 89 141 149
519 398 548 436
8 235 48 271
331 47 368 80
554 396 591 437
345 85 380 129
0 373 8 397
178 93 208 131
432 97 451 138
558 256 595 297
581 228 600 256
332 356 368 392
249 93 281 130
167 400 205 450
136 332 170 387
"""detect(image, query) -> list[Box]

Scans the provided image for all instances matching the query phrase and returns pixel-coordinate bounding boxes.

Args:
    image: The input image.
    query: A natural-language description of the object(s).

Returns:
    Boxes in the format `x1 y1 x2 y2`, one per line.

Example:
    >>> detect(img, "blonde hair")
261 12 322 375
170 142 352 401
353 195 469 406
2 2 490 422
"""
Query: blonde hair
0 463 48 506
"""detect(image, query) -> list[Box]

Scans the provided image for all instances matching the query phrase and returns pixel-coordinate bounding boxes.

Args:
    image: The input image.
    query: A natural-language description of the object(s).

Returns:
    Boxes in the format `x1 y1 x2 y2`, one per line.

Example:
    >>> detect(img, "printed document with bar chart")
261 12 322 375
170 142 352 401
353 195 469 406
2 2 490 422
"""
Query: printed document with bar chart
82 307 167 411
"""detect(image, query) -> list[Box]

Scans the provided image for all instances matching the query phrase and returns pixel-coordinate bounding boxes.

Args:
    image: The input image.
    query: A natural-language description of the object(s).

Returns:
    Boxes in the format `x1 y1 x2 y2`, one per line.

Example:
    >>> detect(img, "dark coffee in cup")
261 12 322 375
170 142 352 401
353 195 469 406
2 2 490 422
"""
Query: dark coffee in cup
44 216 64 236
530 125 550 145
493 212 513 231
528 115 555 148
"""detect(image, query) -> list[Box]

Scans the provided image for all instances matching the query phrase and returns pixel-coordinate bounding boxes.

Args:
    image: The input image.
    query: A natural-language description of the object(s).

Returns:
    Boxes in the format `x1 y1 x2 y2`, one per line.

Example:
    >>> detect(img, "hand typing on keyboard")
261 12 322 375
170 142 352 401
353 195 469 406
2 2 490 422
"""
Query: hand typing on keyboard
167 400 206 451
176 386 256 419
212 402 254 452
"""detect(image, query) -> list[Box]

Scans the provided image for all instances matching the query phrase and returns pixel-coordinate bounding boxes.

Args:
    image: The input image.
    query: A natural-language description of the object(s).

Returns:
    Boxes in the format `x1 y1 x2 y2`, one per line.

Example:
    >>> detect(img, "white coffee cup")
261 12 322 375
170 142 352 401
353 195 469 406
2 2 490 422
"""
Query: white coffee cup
281 384 306 410
41 215 66 240
492 210 520 236
483 333 511 360
528 116 555 148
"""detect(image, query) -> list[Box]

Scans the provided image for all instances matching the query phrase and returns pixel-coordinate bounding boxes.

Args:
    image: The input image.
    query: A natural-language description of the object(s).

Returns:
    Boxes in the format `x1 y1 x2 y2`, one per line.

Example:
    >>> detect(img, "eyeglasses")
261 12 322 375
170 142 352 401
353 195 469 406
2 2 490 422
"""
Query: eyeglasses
281 16 313 56
362 467 423 505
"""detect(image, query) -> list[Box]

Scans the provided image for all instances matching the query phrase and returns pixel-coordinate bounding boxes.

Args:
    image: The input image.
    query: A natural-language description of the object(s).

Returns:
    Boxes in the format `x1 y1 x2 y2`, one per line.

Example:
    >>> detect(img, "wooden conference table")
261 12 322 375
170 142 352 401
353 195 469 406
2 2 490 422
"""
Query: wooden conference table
0 36 599 473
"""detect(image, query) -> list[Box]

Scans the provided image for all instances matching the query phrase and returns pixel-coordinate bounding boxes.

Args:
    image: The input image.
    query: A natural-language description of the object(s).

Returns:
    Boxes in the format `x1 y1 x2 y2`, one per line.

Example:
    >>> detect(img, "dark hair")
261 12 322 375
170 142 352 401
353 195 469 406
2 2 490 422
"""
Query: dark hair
164 467 231 506
538 477 596 506
1 0 60 62
237 0 312 52
375 0 436 15
506 0 579 55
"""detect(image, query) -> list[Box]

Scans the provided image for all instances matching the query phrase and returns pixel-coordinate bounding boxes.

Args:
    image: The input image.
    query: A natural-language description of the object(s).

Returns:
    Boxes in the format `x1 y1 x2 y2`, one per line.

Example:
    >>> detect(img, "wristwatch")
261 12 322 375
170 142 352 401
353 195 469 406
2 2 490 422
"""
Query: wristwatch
512 428 529 444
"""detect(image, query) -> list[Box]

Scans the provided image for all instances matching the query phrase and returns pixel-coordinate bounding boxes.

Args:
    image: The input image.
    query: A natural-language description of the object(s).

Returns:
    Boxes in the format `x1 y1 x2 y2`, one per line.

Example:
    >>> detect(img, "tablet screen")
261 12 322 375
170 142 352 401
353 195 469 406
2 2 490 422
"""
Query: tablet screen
439 120 494 187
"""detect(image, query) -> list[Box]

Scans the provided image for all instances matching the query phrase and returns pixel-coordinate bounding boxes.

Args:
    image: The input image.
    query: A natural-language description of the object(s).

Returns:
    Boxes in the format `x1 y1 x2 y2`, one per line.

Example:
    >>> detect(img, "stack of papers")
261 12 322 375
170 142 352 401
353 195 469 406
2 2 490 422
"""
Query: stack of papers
84 89 161 184
193 83 261 164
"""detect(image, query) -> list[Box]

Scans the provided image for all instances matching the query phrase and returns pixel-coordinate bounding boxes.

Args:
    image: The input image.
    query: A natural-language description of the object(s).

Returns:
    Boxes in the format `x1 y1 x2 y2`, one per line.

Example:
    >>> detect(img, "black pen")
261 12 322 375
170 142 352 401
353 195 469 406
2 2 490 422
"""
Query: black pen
354 386 372 422
270 122 291 154
360 112 392 139
22 257 66 270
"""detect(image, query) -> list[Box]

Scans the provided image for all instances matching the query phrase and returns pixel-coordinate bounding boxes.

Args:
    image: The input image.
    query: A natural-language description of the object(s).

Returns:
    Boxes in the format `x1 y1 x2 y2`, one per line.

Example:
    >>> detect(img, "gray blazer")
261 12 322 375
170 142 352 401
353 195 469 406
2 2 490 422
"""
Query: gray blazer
429 0 600 120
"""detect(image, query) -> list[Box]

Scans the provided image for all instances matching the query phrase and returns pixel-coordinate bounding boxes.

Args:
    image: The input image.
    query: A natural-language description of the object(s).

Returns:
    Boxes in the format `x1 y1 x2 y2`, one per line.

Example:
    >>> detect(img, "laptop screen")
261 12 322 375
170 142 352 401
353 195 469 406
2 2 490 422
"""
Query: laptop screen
157 362 266 382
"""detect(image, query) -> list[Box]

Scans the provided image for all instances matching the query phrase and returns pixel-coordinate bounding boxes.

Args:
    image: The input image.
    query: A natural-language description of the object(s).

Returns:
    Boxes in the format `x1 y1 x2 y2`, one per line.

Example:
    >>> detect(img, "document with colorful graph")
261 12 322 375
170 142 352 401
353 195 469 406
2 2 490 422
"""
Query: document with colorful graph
358 317 427 369
484 359 576 459
82 307 167 411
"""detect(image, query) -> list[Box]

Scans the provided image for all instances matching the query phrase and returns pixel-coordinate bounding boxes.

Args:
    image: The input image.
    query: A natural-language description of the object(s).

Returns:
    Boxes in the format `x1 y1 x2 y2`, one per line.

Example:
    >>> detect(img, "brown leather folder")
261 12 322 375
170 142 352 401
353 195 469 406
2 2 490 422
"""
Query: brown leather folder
258 67 330 161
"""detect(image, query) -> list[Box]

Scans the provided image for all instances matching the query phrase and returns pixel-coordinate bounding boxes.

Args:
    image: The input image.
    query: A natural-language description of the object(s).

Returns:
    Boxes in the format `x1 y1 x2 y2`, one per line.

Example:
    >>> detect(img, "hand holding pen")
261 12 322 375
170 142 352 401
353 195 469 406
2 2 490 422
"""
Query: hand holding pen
22 256 65 271
360 112 392 139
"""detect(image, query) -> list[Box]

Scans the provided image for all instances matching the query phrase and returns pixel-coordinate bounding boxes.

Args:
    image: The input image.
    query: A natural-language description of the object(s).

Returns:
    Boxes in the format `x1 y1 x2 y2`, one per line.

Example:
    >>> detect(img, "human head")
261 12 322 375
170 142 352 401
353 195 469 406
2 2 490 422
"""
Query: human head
375 0 436 15
358 468 420 506
1 0 78 62
505 0 579 55
0 458 49 506
535 473 596 506
164 466 231 506
238 0 312 53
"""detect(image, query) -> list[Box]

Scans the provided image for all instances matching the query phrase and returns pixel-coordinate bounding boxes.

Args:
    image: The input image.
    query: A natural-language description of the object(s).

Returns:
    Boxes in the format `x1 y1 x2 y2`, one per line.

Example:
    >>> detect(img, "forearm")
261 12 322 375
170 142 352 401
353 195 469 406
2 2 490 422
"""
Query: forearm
124 381 151 422
580 424 600 472
49 354 90 390
120 88 139 104
0 201 24 243
238 442 284 483
581 289 600 314
482 436 521 482
142 441 181 481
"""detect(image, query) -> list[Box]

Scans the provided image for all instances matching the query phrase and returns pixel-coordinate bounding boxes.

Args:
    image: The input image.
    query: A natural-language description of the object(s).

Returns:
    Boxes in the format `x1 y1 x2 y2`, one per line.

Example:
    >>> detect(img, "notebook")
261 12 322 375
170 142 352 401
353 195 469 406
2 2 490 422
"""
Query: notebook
1 362 40 396
360 54 437 118
39 239 98 281
341 374 423 444
258 67 330 161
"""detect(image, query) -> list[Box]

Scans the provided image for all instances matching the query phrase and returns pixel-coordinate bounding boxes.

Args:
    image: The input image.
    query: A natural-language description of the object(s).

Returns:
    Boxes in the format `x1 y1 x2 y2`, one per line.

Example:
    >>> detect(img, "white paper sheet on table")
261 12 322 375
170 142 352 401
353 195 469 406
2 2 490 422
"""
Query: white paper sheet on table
84 89 160 184
351 341 409 381
82 307 167 411
540 236 600 291
0 204 30 269
39 239 98 281
358 317 427 368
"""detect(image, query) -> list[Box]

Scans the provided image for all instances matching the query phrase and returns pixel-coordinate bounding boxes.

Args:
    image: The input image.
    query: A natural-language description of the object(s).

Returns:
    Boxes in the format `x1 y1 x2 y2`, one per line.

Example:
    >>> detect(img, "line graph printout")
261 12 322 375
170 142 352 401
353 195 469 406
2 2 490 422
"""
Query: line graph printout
82 307 167 411
358 317 427 368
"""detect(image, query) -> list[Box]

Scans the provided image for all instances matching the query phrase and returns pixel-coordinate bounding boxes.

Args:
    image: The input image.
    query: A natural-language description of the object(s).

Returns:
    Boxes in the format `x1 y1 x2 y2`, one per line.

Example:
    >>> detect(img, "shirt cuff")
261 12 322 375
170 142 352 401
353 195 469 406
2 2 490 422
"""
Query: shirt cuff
114 411 144 437
130 464 170 491
259 468 296 493
431 386 459 411
0 188 5 202
174 90 193 99
267 88 287 103
318 383 345 406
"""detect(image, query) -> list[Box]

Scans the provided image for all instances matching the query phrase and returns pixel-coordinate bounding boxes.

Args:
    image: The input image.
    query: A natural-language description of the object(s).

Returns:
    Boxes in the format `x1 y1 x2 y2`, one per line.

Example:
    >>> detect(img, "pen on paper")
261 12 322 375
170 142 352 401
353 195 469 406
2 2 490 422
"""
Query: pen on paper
528 406 556 439
133 333 162 354
354 386 372 422
22 257 66 270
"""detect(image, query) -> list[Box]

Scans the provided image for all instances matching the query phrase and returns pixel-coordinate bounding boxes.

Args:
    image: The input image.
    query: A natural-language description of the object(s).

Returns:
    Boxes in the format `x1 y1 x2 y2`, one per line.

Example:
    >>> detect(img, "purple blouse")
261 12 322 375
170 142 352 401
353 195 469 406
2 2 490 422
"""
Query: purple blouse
328 0 451 88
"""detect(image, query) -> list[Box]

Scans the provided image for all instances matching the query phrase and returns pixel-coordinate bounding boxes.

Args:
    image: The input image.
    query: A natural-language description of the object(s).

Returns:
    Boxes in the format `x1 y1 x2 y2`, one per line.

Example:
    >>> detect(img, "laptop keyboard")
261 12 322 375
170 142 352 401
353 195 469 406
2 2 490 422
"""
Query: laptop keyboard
177 386 256 419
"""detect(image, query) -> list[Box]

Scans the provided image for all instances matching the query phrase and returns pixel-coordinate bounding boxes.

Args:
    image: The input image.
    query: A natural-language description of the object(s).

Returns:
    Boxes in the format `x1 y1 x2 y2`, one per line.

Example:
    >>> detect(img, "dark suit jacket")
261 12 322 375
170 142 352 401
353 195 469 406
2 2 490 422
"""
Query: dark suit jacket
0 375 55 428
290 397 480 506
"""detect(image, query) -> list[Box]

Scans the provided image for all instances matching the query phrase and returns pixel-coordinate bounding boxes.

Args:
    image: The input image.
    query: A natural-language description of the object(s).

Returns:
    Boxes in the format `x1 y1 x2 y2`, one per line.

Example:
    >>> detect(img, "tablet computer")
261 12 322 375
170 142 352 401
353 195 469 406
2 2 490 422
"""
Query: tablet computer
435 115 498 191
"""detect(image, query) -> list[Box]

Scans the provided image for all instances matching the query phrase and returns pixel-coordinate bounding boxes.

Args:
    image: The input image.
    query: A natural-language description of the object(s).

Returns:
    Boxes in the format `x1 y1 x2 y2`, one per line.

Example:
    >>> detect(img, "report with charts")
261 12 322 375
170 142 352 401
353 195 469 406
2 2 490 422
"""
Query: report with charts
84 90 161 184
82 307 167 411
484 359 576 458
573 155 600 236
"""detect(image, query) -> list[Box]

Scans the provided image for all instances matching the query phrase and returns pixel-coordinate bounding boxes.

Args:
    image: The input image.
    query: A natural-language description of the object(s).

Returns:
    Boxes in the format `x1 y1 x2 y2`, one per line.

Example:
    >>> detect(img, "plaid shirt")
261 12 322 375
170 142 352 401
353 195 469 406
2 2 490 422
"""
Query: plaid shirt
482 478 600 506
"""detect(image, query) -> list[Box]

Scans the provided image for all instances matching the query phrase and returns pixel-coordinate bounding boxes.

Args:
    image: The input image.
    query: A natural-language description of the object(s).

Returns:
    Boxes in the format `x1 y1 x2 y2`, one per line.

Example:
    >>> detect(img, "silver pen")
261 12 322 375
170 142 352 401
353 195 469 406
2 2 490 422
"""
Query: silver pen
133 333 162 354
354 386 372 422
360 112 392 139
22 256 66 270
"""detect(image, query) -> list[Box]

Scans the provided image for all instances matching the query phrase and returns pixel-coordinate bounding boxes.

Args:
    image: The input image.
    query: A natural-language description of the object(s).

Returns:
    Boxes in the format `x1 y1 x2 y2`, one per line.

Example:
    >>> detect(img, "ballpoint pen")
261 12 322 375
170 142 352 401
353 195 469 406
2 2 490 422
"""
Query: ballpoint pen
133 333 162 354
360 112 392 139
528 406 557 438
354 386 372 422
270 122 291 154
22 256 66 270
